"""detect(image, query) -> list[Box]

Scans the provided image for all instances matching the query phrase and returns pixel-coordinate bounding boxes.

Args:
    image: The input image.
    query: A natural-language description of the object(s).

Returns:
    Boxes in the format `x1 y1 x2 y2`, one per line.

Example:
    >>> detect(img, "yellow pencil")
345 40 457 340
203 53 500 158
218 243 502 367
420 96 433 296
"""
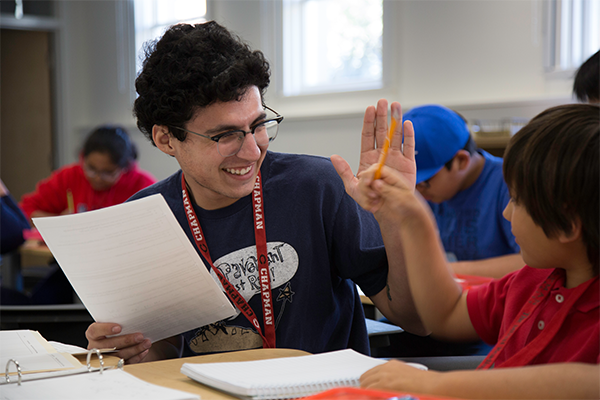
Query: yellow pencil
67 189 75 213
374 113 399 179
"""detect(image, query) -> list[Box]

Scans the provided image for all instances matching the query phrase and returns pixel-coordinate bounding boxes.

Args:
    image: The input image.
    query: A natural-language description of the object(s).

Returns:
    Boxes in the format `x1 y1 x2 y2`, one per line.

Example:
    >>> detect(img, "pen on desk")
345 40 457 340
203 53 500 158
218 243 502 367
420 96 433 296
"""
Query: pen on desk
374 109 400 179
67 189 74 214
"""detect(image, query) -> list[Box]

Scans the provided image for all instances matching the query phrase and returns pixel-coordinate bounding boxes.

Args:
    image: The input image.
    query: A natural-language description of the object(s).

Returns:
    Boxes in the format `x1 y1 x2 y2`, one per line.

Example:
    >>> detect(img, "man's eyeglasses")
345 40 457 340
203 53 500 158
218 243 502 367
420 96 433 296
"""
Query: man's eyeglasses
172 106 284 157
82 164 123 181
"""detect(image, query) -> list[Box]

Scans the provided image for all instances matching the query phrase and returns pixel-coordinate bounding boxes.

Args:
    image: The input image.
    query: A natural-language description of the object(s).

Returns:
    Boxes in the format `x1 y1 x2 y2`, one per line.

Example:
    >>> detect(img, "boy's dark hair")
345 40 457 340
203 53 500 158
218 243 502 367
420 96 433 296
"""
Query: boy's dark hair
82 125 137 169
133 21 271 146
443 135 478 171
573 50 599 103
503 104 599 272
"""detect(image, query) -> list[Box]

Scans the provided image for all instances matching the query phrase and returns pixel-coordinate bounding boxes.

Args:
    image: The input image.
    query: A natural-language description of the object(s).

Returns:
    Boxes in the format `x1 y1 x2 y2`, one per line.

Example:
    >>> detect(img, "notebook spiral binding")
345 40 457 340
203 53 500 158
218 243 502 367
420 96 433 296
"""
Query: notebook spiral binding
252 379 358 400
3 348 125 386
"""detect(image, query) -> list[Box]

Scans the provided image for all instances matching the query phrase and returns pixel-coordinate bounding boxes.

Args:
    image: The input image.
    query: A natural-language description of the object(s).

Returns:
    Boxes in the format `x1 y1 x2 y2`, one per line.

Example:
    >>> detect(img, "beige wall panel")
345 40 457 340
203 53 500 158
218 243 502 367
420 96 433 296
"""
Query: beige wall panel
1 29 53 202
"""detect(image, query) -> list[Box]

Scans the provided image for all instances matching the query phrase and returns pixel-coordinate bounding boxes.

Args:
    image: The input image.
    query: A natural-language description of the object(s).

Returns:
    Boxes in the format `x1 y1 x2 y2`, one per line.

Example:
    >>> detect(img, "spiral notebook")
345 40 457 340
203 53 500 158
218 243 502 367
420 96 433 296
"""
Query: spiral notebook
181 349 401 400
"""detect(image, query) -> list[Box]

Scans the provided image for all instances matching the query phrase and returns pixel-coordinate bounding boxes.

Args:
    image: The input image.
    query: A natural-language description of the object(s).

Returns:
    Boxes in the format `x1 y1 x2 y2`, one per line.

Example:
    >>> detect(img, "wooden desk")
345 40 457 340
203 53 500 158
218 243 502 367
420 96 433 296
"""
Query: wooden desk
1 240 54 290
360 295 373 306
360 294 378 320
20 239 54 267
125 348 309 399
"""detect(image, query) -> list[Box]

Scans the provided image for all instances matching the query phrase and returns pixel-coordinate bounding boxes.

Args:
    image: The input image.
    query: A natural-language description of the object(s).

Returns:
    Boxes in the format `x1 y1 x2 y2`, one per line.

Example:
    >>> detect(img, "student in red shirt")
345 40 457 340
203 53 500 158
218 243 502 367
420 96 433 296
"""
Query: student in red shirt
20 125 156 221
332 103 599 399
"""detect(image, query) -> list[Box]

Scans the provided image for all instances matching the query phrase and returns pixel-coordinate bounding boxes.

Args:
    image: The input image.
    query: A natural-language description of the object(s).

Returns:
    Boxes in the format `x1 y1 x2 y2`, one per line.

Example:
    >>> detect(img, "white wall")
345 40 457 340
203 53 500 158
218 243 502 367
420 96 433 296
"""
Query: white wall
56 0 180 178
56 0 576 180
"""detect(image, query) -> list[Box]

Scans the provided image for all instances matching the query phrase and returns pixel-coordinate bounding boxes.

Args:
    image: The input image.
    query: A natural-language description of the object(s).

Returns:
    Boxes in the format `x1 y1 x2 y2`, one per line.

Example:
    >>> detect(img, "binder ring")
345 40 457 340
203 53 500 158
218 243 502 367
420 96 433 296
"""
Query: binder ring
86 348 105 374
5 359 22 385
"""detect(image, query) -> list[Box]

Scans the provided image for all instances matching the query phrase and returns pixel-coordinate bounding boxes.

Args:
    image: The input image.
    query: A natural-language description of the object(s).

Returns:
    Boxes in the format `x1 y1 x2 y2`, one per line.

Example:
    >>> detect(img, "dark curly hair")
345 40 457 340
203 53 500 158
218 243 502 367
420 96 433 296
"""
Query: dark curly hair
503 104 599 272
133 21 271 146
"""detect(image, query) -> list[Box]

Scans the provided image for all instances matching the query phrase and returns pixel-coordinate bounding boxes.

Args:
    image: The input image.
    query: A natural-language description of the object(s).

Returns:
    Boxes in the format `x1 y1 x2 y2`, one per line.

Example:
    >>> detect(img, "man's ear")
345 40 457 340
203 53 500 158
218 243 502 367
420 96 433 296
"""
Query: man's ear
153 125 176 156
558 217 583 243
454 150 471 171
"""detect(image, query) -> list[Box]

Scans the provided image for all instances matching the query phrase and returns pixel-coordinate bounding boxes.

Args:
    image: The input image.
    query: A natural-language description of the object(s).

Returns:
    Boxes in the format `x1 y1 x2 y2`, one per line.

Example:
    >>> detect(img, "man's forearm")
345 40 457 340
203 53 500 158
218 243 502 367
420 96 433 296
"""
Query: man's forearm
370 219 428 336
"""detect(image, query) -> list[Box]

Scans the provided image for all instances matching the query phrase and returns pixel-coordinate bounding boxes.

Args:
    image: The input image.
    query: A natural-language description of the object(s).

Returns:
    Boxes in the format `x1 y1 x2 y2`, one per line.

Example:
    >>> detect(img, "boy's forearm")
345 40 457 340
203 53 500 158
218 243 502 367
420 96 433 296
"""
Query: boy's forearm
376 198 470 338
397 212 463 331
451 253 525 279
430 363 600 399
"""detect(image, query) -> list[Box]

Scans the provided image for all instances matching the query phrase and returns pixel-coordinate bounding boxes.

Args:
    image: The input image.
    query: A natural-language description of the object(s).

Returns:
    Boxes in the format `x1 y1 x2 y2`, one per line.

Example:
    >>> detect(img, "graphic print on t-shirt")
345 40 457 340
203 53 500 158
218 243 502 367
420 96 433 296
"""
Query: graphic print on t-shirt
187 241 299 354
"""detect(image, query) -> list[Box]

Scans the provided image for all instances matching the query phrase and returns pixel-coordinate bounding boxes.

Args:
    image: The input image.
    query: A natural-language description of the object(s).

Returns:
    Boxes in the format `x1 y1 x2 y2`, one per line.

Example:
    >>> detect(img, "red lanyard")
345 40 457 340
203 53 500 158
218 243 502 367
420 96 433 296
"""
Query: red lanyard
181 173 276 348
478 269 595 369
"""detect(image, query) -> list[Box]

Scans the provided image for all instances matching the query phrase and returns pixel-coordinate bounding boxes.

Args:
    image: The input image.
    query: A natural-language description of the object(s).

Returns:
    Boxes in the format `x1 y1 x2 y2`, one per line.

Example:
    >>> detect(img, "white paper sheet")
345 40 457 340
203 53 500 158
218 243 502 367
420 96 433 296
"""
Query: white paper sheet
0 331 82 375
48 341 88 354
0 330 56 359
33 194 236 343
0 368 199 400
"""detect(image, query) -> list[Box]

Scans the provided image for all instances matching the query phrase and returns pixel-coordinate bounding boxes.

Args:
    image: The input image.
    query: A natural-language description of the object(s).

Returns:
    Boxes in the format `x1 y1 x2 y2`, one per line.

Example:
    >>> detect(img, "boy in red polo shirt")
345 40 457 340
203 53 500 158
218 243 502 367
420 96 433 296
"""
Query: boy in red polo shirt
332 103 599 398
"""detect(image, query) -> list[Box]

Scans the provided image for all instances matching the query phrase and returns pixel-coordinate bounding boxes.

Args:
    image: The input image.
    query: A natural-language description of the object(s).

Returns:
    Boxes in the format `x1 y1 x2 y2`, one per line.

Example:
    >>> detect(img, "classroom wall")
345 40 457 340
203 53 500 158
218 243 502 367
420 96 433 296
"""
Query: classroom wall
55 0 575 181
55 0 180 179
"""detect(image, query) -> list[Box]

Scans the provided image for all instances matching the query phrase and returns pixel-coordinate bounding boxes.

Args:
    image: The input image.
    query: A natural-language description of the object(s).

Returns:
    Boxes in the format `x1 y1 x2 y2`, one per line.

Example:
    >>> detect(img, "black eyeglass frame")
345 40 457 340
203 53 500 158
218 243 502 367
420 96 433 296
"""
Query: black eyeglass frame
170 106 283 156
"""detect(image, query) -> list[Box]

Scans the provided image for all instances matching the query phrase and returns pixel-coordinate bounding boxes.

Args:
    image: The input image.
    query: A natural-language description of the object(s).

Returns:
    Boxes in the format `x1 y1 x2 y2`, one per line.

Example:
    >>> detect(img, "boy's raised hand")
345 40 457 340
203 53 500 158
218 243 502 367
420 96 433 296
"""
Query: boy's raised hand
351 162 424 225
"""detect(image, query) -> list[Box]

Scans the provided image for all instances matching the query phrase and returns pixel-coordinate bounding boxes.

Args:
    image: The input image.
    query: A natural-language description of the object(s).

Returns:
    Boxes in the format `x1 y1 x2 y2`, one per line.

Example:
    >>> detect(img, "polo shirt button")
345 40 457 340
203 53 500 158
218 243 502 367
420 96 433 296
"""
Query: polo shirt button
555 294 564 303
538 320 545 330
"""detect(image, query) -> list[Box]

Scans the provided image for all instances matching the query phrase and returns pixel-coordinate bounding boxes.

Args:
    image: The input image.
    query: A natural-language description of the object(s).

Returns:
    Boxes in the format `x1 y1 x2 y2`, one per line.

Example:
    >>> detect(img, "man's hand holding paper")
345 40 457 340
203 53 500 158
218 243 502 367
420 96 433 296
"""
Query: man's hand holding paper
33 195 237 364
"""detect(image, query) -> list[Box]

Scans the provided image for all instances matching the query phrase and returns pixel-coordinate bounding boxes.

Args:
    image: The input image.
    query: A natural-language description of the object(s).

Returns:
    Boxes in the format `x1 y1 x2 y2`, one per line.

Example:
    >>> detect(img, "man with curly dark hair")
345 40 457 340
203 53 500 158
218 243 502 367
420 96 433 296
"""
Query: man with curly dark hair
85 21 425 363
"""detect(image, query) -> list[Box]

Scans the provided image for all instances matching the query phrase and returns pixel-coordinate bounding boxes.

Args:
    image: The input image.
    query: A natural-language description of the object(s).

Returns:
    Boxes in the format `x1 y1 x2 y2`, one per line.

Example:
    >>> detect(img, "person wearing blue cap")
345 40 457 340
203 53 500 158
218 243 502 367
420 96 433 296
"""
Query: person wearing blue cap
408 104 523 279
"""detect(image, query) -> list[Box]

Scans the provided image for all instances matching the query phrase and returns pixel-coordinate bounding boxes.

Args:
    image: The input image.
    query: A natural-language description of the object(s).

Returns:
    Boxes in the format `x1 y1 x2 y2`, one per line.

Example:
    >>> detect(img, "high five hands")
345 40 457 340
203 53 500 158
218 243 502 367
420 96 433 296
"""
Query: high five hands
331 99 416 207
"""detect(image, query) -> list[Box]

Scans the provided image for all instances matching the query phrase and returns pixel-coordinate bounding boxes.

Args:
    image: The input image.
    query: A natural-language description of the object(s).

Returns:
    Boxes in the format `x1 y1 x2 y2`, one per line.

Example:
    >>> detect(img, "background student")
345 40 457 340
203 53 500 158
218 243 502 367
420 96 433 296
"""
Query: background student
408 104 522 279
573 49 599 103
334 103 599 399
0 179 32 305
20 125 156 222
1 178 77 305
85 21 425 364
0 179 30 255
9 126 156 305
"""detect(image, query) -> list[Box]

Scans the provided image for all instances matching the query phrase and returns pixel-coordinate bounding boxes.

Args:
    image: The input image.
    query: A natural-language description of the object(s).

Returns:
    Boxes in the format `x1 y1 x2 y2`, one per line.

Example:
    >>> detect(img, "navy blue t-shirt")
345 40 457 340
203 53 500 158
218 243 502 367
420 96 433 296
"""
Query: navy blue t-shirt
129 151 388 356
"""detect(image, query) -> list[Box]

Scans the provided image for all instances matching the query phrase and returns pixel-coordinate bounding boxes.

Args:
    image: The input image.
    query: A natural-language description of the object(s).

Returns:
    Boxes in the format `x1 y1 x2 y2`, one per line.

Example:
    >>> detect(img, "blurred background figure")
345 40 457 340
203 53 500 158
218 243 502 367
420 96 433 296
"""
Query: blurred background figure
409 104 522 279
2 126 157 305
1 178 34 304
1 179 30 255
20 125 156 222
573 49 599 104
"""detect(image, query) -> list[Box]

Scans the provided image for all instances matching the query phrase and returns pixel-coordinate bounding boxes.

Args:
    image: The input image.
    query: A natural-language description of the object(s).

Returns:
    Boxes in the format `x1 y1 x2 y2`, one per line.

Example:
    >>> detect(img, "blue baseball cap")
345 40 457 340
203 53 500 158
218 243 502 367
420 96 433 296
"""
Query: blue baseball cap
405 104 471 184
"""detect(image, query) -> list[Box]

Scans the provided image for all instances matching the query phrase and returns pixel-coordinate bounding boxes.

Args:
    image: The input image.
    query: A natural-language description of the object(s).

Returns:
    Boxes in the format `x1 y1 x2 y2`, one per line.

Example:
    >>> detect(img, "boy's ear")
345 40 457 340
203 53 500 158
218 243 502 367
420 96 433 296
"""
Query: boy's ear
153 125 177 157
558 217 583 243
454 150 471 171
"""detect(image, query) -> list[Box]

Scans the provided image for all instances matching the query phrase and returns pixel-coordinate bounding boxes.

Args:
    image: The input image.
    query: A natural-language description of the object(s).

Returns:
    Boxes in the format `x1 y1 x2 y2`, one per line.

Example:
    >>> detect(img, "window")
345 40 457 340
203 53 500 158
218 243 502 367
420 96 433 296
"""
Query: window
282 0 383 97
133 0 207 73
544 0 600 72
